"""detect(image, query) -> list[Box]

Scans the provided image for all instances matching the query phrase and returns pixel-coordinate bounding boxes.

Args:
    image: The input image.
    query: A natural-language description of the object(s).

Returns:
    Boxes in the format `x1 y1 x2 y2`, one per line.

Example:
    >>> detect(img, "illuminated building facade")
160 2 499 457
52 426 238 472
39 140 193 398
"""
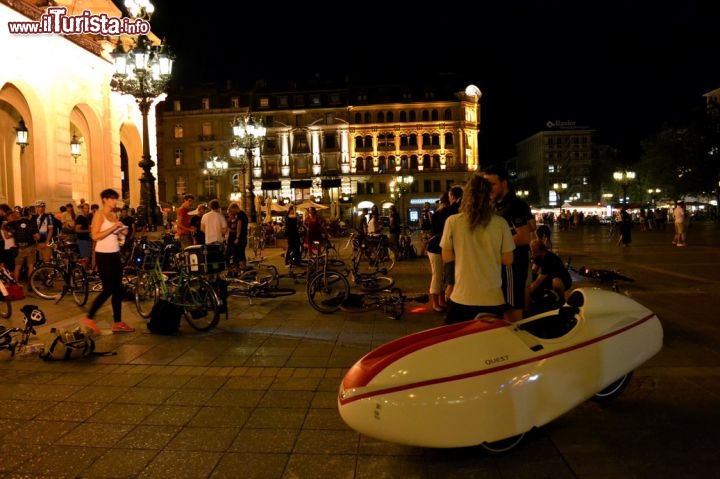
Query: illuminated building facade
157 77 482 223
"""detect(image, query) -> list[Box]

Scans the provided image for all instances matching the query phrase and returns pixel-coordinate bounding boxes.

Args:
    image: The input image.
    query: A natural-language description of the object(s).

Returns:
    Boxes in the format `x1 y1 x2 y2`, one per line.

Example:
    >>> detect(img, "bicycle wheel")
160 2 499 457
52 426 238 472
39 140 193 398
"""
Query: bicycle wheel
135 271 160 319
181 277 221 331
29 265 63 300
0 296 10 319
240 265 280 289
376 246 397 273
70 266 89 306
307 270 349 314
358 275 395 292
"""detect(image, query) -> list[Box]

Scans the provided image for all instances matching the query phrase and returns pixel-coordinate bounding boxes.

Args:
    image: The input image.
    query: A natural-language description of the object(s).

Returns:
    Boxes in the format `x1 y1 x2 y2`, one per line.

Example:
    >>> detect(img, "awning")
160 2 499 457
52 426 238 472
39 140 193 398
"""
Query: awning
321 178 341 188
290 179 312 188
261 180 282 190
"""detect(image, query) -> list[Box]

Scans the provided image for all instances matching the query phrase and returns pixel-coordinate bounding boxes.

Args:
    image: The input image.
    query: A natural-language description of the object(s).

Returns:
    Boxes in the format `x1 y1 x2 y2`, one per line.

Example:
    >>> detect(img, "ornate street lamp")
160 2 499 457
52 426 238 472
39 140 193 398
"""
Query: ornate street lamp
203 152 229 199
15 119 28 153
70 133 81 163
389 174 414 227
231 115 266 222
613 170 636 204
110 0 173 229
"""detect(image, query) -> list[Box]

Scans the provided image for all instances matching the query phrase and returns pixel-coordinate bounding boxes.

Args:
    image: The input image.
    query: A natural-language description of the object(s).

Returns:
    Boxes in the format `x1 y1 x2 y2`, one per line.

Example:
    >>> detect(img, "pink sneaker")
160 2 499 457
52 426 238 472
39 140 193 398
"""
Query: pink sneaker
80 318 101 336
112 321 135 333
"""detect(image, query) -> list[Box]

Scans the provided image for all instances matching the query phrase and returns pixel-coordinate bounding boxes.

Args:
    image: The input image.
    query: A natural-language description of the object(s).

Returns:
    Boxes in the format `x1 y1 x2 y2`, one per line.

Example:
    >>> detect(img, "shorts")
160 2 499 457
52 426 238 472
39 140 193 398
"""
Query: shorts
15 245 37 266
502 247 530 310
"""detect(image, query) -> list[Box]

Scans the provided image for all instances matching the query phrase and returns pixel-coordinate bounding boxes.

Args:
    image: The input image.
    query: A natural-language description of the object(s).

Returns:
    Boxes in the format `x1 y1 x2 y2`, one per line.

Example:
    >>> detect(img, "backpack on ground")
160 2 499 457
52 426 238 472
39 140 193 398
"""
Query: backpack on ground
147 299 183 335
39 327 116 361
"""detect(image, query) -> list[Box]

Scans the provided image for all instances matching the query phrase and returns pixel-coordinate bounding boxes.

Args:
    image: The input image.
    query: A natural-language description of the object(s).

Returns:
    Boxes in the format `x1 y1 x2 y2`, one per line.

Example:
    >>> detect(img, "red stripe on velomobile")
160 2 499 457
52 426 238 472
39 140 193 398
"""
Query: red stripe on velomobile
342 317 510 389
339 313 658 405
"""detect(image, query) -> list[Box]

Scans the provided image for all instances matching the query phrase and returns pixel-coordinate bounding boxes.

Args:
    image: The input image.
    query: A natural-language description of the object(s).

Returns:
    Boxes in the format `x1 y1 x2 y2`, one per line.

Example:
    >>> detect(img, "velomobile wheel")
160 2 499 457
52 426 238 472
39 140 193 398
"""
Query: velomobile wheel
593 372 633 403
481 432 526 454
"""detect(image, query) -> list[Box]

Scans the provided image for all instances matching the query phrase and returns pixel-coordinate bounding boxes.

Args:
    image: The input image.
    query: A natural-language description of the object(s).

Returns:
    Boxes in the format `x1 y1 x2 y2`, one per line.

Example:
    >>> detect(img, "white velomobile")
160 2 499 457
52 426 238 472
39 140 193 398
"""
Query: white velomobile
337 288 663 452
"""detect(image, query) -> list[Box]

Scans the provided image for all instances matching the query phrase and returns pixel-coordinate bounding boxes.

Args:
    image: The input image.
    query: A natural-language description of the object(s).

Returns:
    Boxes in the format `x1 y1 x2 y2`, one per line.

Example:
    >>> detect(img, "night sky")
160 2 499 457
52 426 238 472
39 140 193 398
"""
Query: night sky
134 0 720 162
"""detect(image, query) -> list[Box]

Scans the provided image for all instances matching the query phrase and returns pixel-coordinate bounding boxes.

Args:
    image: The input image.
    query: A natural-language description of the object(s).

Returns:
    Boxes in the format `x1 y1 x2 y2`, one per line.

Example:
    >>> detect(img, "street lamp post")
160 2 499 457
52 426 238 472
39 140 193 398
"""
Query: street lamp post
110 0 173 230
389 174 414 227
647 188 661 205
613 170 636 204
204 153 229 199
553 182 567 206
231 115 267 221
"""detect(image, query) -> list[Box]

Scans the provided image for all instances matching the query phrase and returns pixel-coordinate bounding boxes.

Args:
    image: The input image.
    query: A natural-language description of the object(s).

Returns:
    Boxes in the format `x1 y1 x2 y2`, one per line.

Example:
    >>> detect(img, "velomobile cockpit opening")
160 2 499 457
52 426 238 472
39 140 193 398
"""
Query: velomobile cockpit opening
517 305 579 339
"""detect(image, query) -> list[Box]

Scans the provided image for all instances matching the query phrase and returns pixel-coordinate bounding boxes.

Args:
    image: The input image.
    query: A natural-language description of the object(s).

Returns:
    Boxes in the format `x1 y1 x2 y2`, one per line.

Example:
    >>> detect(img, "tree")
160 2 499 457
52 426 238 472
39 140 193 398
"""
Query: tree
638 125 706 200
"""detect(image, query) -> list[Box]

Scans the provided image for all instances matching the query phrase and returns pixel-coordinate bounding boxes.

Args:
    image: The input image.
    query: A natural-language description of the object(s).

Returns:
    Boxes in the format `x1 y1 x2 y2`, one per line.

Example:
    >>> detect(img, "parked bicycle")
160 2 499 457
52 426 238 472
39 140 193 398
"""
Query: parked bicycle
0 304 46 357
340 289 429 321
394 226 418 260
349 232 396 274
306 241 350 314
134 242 221 331
224 260 296 304
28 239 89 306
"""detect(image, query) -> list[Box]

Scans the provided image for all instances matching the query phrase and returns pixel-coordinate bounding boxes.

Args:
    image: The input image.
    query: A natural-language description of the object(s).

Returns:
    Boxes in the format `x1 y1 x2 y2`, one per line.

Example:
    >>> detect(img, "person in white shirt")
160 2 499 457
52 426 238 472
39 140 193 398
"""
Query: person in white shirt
201 199 228 245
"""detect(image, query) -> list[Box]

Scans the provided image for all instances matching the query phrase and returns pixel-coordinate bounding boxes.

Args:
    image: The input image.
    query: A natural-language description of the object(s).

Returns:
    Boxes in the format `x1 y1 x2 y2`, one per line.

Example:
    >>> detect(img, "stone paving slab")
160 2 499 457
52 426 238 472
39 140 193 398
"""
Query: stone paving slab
1 223 720 478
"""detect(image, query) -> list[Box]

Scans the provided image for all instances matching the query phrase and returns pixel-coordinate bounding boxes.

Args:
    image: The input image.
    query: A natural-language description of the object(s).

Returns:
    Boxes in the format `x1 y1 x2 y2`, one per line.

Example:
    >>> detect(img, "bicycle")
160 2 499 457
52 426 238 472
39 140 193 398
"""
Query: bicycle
394 226 418 260
346 242 395 292
349 232 396 274
28 239 89 306
306 241 350 314
339 289 429 321
134 243 221 331
224 261 296 303
0 304 46 357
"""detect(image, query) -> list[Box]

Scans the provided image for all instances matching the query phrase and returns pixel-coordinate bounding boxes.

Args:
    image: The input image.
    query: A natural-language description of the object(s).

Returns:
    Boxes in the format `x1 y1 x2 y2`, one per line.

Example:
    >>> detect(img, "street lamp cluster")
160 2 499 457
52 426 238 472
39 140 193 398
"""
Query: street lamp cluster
613 170 636 204
230 115 267 219
389 174 414 226
110 0 173 229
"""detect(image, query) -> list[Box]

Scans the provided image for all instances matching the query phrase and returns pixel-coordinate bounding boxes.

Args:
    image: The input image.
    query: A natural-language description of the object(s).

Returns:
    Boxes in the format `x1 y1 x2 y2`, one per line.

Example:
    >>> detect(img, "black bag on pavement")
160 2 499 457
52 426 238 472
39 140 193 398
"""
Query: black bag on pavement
147 299 183 335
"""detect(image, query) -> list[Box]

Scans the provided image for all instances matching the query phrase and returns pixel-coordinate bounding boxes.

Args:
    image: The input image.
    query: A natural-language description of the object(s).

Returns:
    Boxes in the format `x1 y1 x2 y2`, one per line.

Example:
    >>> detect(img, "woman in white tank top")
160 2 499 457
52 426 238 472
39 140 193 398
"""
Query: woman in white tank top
80 189 135 334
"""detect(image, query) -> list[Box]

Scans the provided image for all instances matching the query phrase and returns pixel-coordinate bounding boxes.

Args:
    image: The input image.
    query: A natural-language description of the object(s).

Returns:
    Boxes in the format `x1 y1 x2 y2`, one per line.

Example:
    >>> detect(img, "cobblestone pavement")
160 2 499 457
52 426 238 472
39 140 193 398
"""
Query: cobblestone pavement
1 222 719 478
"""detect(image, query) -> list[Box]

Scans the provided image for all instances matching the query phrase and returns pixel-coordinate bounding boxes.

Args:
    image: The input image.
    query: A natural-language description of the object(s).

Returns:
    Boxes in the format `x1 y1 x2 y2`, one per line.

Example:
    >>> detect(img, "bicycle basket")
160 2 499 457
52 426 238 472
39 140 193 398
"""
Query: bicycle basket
180 244 226 275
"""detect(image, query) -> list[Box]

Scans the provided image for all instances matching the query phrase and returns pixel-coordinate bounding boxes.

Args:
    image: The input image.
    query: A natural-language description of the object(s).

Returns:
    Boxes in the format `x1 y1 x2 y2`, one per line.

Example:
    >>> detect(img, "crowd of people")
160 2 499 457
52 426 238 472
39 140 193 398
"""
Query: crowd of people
1 182 696 336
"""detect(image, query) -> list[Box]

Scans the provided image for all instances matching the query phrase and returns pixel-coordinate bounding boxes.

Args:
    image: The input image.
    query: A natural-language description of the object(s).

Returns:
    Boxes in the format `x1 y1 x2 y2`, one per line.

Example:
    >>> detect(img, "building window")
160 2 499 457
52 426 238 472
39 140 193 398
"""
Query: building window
379 183 387 194
173 100 181 112
278 96 288 107
231 97 239 109
387 111 394 123
444 132 454 146
329 93 341 105
377 112 385 123
202 122 212 138
174 124 184 138
409 111 416 122
201 98 210 110
259 97 270 108
400 111 407 122
174 148 183 166
324 133 337 149
354 112 362 123
311 94 321 105
203 177 215 197
176 176 187 197
444 109 452 120
293 95 304 106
